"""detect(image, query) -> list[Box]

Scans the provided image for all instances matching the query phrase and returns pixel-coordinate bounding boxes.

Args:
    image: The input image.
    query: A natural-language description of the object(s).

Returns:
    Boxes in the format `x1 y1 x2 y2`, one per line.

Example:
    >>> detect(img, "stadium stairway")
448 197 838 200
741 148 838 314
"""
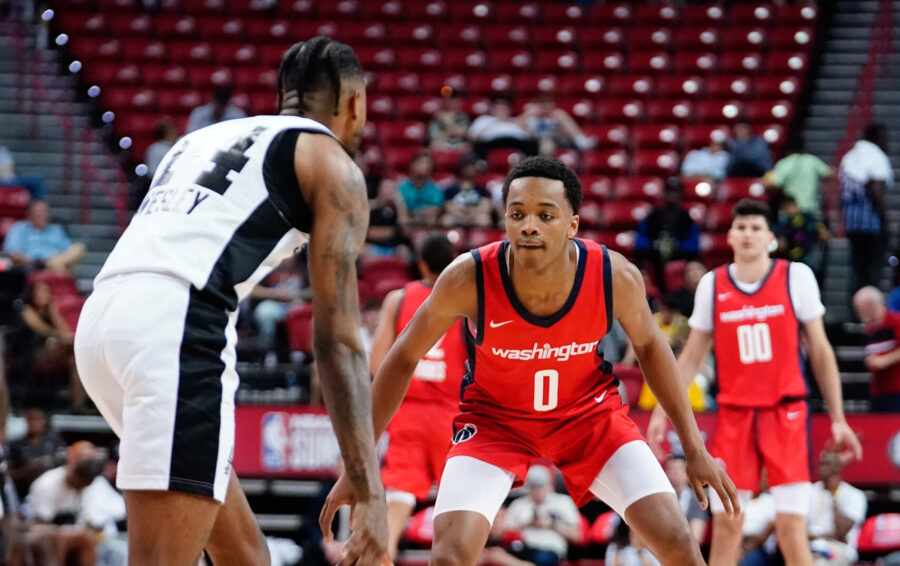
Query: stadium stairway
0 20 125 290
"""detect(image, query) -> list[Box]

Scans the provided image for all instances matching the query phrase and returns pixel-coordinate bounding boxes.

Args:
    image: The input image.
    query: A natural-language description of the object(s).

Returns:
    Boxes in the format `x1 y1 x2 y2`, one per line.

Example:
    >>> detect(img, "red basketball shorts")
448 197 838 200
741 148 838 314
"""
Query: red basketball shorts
712 400 810 492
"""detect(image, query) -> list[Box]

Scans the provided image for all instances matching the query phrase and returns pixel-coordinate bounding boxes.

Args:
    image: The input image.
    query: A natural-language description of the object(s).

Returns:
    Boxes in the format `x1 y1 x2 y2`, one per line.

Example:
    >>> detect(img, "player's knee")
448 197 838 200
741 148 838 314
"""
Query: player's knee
431 538 478 566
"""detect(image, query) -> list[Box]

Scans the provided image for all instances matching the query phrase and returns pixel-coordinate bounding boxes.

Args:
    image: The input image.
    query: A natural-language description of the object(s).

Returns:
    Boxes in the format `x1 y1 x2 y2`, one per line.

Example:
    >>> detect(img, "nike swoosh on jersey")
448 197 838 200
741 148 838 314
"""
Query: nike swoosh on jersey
594 391 607 404
489 320 513 328
718 293 732 301
786 411 802 420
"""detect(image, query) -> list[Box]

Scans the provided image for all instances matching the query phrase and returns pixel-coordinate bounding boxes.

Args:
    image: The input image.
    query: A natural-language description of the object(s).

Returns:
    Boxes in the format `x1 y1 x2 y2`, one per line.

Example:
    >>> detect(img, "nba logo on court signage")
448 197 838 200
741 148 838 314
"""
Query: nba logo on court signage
262 412 289 471
452 423 478 444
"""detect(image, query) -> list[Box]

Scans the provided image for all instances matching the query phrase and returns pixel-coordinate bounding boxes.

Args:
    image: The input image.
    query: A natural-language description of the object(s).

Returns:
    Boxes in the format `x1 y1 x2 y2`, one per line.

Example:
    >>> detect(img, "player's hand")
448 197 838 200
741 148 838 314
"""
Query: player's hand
341 496 391 566
685 449 740 517
865 354 887 371
319 472 356 542
646 405 669 460
831 421 863 465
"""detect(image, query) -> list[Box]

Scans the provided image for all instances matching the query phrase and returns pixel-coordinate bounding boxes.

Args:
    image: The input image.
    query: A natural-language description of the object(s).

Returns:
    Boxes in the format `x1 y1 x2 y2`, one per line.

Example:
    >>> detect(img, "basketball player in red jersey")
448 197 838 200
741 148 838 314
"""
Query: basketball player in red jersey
321 156 739 566
369 232 467 559
648 199 863 566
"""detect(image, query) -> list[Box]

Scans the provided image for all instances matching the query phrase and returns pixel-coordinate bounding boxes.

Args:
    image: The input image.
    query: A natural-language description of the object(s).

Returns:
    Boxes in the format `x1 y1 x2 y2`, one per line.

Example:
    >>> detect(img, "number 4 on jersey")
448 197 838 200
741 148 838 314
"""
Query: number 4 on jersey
195 127 265 194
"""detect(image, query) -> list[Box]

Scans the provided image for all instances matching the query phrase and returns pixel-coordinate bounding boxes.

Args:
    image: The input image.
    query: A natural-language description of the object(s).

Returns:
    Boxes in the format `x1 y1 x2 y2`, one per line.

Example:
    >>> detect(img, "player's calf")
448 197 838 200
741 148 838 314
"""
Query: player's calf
430 511 493 566
625 493 705 566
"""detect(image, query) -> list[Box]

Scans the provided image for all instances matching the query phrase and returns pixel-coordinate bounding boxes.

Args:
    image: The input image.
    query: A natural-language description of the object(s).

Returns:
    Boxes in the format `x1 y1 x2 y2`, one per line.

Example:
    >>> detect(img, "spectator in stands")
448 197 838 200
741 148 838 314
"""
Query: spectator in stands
504 465 581 566
477 506 535 566
250 257 306 367
143 120 180 177
680 139 730 182
22 441 126 566
2 200 86 274
367 179 411 257
808 449 867 566
20 279 86 410
442 153 493 228
852 286 900 412
739 474 777 566
521 93 596 155
468 95 539 159
765 134 834 217
634 177 701 291
841 123 893 290
0 145 46 200
663 453 709 544
726 121 773 178
397 151 444 226
7 408 65 499
605 516 661 566
184 85 247 134
668 260 706 318
774 197 829 274
428 88 470 151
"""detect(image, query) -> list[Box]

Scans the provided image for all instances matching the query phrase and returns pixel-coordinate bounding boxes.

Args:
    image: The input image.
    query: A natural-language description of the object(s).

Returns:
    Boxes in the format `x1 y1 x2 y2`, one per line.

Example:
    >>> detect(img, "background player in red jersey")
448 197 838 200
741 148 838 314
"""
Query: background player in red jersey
648 199 863 566
369 232 467 559
321 156 739 566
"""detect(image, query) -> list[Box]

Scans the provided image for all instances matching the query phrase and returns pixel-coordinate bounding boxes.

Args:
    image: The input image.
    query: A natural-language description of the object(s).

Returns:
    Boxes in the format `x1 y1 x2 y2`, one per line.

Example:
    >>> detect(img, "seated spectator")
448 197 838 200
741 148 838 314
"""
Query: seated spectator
599 321 636 366
442 153 493 228
3 201 86 274
250 257 306 366
726 121 773 178
765 134 834 217
605 516 660 566
0 145 47 200
144 120 180 177
668 260 707 318
680 140 729 181
184 85 247 134
521 93 596 155
19 441 126 566
663 452 709 543
428 88 470 151
478 506 535 566
852 286 900 412
367 179 411 257
634 177 701 291
808 449 867 566
7 408 65 499
468 95 539 159
20 280 86 411
505 465 581 566
397 151 444 226
774 197 829 274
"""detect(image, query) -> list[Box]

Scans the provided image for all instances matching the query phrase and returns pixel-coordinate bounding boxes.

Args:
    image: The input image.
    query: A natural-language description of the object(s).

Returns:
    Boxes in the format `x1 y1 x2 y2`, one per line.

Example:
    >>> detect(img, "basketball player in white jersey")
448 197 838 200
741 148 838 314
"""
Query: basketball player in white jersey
74 37 389 566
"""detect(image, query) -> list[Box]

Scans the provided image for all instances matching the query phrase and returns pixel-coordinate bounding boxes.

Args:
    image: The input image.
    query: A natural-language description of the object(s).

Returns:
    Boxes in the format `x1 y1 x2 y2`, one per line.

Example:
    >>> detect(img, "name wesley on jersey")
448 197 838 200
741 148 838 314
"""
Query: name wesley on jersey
135 185 210 217
492 340 600 362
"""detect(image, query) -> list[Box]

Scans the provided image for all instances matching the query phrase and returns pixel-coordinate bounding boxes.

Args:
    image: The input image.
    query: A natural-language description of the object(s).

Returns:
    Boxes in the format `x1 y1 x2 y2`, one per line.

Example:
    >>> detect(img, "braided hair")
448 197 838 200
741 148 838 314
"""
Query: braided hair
277 36 364 116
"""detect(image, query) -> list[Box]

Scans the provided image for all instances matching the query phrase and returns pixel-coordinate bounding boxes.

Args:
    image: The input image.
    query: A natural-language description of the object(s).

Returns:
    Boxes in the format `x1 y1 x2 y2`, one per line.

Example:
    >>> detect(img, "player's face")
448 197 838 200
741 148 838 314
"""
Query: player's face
505 177 578 270
337 81 367 154
727 214 774 260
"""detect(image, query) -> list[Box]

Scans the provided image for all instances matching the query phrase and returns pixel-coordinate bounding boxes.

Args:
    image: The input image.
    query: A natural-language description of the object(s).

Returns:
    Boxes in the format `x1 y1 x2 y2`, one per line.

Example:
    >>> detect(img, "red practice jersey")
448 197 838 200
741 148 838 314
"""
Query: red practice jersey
712 260 807 407
462 238 618 419
395 280 466 411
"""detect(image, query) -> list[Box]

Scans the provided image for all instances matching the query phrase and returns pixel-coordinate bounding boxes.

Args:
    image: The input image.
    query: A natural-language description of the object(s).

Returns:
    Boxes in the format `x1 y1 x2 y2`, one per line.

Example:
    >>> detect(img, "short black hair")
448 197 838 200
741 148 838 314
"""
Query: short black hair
418 232 456 275
864 123 888 144
731 198 772 227
277 36 364 116
502 156 583 214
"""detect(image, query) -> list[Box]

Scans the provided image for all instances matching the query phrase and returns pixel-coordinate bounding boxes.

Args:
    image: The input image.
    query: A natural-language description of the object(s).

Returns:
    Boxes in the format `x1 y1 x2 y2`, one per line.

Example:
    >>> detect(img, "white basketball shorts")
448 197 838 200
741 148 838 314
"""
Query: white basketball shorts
74 273 239 503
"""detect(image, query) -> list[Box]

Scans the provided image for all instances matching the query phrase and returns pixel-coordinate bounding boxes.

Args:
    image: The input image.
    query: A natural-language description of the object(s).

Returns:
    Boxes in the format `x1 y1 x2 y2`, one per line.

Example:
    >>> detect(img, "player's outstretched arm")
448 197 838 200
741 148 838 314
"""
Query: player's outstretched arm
803 316 863 464
610 251 739 515
296 134 388 563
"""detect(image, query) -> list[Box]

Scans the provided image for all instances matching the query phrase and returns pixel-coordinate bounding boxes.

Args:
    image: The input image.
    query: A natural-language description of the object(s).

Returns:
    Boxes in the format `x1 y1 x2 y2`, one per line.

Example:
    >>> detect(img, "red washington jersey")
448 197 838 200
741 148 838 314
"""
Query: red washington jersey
462 238 618 419
712 259 807 407
395 280 466 411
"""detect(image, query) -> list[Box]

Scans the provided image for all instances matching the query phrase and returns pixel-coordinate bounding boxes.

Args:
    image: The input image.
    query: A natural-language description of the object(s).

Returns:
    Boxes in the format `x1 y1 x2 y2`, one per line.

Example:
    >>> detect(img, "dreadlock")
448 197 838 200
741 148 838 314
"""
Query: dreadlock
277 36 364 116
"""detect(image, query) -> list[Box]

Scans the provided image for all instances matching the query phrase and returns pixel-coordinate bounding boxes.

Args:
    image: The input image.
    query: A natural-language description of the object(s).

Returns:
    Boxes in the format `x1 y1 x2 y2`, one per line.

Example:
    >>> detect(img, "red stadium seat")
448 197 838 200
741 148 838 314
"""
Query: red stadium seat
70 38 123 62
590 511 618 545
169 41 214 65
245 19 291 44
755 76 801 100
405 0 448 22
435 24 481 48
379 121 427 147
766 52 809 75
608 76 655 99
158 90 203 113
595 99 644 123
154 15 198 40
488 49 533 73
721 27 768 52
675 27 720 50
645 100 693 124
657 76 705 99
760 124 787 152
95 0 137 10
317 0 362 20
581 175 613 202
295 21 339 39
556 97 595 122
706 76 754 100
559 75 608 97
355 47 397 71
719 178 768 202
694 100 745 124
581 124 629 149
375 71 422 96
630 26 674 50
534 50 579 74
614 177 665 202
770 27 815 50
104 87 157 113
0 187 29 218
420 72 468 96
673 52 718 75
395 48 443 73
683 4 726 26
117 113 158 139
483 25 531 49
233 67 278 93
700 233 731 268
108 14 152 37
197 17 246 41
581 26 626 50
601 201 652 230
390 22 437 48
730 3 775 25
682 178 717 203
247 92 276 114
544 2 588 24
334 22 388 46
628 51 672 75
583 150 629 176
682 124 730 150
532 26 580 50
27 271 81 300
121 40 167 63
182 0 226 14
635 3 680 25
746 100 794 123
856 514 900 555
384 146 422 174
467 74 514 96
587 2 633 26
278 0 315 17
449 1 495 23
461 96 491 116
683 201 708 228
495 1 540 24
214 43 258 66
631 124 680 150
516 75 560 97
443 48 489 73
285 303 313 355
258 45 290 66
187 66 234 90
89 63 142 87
359 256 411 284
582 51 625 75
555 149 580 172
776 2 819 25
394 96 441 121
65 13 109 36
633 150 679 177
486 149 524 173
705 202 736 232
720 52 764 75
578 200 603 229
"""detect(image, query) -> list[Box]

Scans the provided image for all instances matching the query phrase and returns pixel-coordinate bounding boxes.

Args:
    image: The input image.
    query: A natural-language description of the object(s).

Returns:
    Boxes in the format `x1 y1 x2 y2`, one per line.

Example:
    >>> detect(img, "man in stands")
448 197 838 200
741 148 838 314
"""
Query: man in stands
649 199 863 566
853 286 900 412
368 232 466 559
3 200 85 274
323 156 739 566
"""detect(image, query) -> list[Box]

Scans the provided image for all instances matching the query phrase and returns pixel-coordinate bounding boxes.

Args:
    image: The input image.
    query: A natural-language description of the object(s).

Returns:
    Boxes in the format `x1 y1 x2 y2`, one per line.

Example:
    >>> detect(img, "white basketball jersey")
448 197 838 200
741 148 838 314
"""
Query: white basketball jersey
96 115 334 310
